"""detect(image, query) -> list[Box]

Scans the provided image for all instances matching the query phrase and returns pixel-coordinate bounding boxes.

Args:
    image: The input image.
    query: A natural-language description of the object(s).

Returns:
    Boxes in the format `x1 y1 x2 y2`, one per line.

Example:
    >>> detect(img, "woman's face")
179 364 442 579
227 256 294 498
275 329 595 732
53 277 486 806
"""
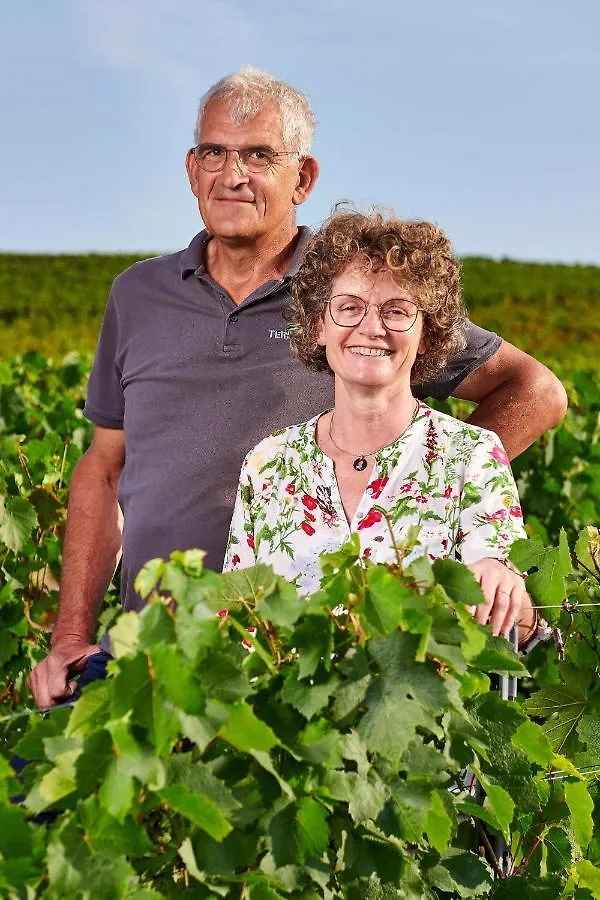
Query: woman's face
316 263 425 393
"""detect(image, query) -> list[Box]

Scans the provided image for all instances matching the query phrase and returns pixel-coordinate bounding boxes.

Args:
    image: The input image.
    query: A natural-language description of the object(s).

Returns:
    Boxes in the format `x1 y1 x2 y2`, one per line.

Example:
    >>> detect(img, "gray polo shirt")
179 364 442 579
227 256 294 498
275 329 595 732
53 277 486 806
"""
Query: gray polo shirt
84 227 500 617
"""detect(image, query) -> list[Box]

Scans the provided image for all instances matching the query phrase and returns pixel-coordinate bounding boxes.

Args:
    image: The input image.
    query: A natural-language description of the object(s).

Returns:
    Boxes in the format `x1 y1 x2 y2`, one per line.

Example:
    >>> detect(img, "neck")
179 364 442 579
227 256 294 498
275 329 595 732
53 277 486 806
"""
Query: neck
330 383 418 451
204 225 300 304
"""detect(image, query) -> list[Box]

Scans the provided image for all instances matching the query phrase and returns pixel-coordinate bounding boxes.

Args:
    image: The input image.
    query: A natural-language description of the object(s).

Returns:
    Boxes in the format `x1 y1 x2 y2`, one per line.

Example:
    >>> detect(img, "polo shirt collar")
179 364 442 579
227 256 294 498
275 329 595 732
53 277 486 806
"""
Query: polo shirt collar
178 226 313 282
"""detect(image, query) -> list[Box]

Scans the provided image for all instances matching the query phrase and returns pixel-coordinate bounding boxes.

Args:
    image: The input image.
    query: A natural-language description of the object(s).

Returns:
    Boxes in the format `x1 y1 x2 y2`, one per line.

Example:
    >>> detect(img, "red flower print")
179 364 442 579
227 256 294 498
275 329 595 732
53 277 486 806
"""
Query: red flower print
304 510 316 523
302 494 318 510
490 509 506 521
367 477 389 500
231 554 240 566
510 505 523 517
363 547 372 558
242 626 257 652
492 446 510 466
425 450 435 465
285 483 296 495
247 534 255 549
425 421 438 450
443 485 453 498
400 481 413 494
357 508 383 530
442 539 448 550
415 494 428 504
217 609 228 618
301 521 316 536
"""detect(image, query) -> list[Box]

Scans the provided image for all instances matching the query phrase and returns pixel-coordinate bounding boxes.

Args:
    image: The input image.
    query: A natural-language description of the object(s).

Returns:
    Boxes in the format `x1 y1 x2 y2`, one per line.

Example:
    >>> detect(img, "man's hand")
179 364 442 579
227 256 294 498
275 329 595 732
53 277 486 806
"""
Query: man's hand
455 341 568 459
28 641 101 708
467 557 532 637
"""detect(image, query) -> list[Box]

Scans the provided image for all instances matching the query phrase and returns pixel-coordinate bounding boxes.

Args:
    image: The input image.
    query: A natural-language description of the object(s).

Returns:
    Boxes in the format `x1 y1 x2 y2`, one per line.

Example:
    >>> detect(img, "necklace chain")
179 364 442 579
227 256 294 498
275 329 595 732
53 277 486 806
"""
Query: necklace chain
328 400 420 470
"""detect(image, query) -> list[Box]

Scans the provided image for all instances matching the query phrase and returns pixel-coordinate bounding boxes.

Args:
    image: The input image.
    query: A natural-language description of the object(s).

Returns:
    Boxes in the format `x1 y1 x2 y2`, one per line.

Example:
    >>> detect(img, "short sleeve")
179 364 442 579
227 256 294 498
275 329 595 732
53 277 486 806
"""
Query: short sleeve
415 322 502 401
83 288 125 428
223 457 259 571
457 430 527 565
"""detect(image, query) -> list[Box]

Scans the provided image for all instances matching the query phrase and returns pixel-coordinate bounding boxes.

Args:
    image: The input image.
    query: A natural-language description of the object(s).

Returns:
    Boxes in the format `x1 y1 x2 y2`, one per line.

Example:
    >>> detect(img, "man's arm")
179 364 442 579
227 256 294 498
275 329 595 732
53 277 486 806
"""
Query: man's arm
28 426 125 707
453 341 568 459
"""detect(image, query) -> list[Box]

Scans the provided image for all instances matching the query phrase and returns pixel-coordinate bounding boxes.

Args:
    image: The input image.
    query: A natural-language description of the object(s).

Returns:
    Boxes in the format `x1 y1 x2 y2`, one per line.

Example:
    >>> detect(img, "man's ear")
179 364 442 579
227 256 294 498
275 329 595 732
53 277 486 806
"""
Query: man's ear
185 148 200 197
293 156 319 206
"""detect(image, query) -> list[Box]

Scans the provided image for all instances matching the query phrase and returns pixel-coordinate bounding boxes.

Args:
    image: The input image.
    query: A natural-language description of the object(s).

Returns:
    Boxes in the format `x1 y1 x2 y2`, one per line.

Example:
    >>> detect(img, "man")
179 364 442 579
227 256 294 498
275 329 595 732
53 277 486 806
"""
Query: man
29 67 567 708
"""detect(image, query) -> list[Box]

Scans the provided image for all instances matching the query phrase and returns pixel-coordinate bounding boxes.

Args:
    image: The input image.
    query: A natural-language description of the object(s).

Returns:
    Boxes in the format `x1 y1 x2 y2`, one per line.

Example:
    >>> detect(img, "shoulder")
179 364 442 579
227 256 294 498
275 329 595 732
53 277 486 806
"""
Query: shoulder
242 416 319 471
110 248 186 295
421 405 503 452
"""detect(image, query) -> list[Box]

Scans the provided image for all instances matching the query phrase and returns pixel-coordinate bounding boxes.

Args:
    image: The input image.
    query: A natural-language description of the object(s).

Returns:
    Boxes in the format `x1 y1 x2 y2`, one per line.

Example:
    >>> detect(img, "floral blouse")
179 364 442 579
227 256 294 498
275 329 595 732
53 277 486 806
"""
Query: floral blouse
223 403 526 594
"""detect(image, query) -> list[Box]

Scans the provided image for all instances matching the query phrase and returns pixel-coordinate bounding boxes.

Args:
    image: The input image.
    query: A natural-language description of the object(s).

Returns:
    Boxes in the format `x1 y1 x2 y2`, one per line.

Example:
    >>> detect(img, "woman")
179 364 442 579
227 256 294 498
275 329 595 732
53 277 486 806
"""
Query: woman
224 210 536 641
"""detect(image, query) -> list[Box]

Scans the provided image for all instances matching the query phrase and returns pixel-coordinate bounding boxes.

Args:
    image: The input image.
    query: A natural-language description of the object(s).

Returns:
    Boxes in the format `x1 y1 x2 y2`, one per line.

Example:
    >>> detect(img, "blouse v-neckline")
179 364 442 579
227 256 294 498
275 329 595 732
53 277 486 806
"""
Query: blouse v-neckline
310 403 426 530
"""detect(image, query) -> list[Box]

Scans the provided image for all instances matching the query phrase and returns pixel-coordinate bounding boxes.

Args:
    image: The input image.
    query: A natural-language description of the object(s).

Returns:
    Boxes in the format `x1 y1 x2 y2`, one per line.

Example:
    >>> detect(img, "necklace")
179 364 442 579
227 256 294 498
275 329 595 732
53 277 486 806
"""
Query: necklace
328 400 420 471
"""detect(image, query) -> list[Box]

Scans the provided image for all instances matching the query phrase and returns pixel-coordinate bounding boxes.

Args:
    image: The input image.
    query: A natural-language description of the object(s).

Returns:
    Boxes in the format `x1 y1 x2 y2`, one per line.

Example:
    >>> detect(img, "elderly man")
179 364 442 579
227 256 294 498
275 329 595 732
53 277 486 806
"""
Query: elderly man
29 67 566 707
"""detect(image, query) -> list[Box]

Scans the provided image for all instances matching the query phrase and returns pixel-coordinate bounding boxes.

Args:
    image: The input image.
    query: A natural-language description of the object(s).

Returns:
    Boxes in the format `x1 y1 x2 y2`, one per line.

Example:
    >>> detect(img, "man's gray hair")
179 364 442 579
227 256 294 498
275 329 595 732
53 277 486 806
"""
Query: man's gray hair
194 66 315 156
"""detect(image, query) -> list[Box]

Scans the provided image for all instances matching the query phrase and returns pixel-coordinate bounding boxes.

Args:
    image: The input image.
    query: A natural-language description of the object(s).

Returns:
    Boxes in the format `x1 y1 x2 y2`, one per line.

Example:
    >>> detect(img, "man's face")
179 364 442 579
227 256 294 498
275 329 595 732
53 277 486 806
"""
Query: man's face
186 100 316 245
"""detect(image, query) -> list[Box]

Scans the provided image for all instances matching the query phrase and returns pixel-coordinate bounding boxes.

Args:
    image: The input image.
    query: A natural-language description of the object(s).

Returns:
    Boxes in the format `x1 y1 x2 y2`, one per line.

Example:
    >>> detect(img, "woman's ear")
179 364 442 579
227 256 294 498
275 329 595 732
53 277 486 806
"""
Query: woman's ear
316 317 327 347
417 335 426 355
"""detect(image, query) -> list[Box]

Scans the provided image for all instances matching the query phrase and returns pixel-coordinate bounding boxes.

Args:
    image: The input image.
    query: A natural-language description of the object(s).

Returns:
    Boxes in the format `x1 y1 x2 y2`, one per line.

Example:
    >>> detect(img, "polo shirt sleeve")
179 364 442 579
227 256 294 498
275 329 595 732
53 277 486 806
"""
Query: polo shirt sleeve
83 287 125 429
414 321 502 401
457 430 526 566
223 456 259 571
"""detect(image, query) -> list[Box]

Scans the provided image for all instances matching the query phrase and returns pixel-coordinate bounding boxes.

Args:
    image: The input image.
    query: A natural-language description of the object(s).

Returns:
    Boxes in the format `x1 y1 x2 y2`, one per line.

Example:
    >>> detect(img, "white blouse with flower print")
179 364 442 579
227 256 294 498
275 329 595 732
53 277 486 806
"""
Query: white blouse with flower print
223 403 526 594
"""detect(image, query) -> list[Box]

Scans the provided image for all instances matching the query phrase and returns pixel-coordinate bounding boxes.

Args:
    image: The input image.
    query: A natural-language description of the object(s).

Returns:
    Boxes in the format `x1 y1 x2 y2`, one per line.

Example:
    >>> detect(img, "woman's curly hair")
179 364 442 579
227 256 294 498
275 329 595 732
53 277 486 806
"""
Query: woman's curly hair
288 208 467 386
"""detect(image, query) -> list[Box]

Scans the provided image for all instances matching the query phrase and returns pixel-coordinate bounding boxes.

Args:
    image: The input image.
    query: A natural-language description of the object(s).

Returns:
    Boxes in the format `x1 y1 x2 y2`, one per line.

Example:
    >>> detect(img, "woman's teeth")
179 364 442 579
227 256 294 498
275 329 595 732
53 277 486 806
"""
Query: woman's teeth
348 347 390 357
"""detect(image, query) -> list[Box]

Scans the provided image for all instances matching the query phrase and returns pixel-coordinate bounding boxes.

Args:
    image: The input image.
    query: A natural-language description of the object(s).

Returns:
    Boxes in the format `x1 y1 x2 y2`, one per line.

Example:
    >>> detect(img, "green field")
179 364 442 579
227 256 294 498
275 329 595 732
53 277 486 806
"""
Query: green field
1 252 599 367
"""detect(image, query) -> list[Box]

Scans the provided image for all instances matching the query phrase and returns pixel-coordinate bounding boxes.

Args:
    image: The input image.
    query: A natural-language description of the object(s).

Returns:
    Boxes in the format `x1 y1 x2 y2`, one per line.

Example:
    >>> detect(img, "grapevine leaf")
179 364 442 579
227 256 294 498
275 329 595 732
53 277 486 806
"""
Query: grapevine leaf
0 495 38 552
544 825 572 873
432 558 485 607
358 632 449 764
523 676 588 754
281 664 339 720
134 558 166 600
267 798 328 865
256 578 304 627
424 790 453 854
576 860 600 894
109 611 140 658
361 565 415 636
509 530 573 620
219 702 280 751
159 784 232 841
291 613 333 678
512 720 553 767
564 780 594 850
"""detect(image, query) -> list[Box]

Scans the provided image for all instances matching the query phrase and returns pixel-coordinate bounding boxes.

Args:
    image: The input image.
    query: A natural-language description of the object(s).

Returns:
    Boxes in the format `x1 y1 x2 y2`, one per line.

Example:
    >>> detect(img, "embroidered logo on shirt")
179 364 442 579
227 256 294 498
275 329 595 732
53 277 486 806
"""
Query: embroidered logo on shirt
269 329 290 339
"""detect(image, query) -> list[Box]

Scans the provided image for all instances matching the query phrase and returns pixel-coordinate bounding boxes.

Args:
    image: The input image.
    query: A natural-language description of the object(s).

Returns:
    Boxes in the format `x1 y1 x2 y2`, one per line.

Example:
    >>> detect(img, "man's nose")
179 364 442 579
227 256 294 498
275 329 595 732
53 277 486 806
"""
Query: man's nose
219 150 250 185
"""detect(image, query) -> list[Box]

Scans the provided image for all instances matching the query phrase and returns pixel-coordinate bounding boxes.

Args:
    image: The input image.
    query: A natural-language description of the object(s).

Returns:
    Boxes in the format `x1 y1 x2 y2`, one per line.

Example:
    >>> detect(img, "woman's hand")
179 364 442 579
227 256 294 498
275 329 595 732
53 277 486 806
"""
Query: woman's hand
466 557 534 638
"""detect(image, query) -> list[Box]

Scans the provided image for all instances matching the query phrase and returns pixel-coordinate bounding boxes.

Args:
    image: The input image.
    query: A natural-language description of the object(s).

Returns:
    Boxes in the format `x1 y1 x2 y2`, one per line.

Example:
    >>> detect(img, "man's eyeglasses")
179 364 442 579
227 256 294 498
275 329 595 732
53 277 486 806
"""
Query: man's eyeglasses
193 144 299 173
327 295 421 332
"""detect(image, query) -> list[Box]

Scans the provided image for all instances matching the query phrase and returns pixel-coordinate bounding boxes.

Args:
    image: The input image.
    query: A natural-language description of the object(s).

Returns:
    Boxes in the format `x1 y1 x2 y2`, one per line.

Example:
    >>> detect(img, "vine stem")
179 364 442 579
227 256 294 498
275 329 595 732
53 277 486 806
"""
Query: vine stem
572 553 600 585
475 821 504 879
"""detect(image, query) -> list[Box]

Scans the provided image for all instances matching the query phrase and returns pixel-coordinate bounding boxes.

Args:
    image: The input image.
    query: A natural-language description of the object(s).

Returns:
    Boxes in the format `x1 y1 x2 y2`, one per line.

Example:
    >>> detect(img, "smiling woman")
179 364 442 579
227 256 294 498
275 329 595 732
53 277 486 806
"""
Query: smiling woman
223 208 537 644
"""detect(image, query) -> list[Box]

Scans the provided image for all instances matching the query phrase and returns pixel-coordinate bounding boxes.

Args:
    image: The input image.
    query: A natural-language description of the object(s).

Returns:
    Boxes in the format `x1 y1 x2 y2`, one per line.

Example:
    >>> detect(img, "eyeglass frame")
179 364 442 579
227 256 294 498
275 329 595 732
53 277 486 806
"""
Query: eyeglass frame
192 143 300 173
325 295 422 333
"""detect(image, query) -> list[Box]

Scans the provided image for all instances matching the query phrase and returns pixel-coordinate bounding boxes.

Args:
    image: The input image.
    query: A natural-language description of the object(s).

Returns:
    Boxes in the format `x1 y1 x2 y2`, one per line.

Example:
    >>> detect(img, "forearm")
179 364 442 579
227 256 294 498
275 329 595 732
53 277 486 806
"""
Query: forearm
455 343 568 459
52 454 123 646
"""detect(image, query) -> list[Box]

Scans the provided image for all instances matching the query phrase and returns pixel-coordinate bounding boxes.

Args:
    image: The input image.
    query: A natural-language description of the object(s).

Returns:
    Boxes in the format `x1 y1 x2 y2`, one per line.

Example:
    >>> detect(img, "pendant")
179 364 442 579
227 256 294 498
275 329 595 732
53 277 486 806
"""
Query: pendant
353 456 368 472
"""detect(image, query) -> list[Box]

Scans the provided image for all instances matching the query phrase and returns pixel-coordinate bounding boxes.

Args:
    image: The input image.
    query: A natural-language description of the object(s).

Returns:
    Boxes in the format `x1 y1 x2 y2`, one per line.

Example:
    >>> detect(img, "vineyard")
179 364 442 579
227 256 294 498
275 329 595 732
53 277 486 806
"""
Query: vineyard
1 251 600 897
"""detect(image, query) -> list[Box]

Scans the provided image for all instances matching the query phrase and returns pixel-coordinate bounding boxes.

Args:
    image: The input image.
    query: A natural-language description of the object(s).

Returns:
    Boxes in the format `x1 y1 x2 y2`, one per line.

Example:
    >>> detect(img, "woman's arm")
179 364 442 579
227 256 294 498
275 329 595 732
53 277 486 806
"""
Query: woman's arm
223 460 258 571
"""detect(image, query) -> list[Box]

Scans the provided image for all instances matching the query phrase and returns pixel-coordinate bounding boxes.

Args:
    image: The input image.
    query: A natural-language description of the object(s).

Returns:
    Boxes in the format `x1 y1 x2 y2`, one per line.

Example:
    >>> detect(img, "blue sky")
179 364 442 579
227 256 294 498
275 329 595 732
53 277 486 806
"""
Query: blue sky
1 0 598 263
